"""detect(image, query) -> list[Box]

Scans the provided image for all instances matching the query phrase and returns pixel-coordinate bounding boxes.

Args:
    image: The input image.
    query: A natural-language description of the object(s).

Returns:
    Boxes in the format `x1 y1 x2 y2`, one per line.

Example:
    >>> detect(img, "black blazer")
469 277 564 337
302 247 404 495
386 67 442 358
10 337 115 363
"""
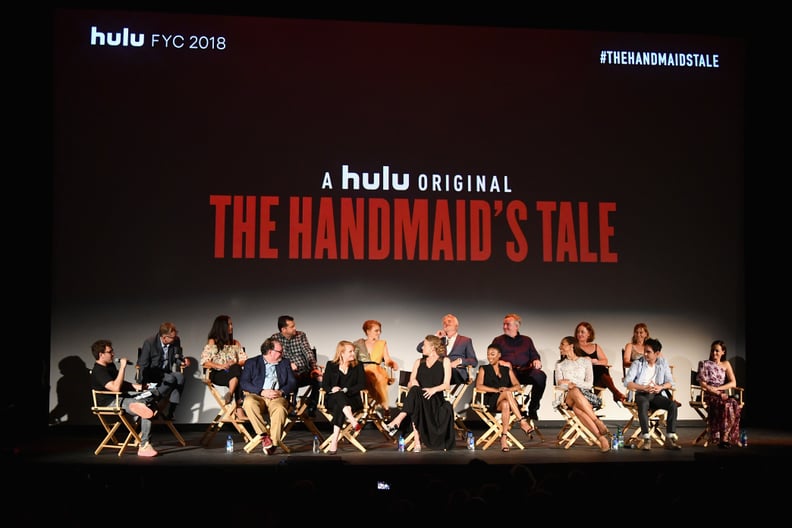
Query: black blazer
322 360 366 398
138 334 184 384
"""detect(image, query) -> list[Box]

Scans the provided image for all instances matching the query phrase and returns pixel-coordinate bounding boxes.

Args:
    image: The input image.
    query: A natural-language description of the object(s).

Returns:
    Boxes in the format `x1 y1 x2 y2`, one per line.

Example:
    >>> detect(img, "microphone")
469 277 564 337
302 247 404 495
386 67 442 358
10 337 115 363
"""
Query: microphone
115 357 134 365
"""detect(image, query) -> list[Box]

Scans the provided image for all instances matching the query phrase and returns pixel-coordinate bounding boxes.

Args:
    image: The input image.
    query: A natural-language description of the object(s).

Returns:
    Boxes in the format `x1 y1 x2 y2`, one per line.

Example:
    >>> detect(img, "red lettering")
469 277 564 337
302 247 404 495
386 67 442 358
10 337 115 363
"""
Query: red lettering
314 197 337 259
258 196 278 259
369 198 390 260
233 195 257 259
289 196 312 259
599 202 617 262
431 200 454 261
505 200 529 262
339 198 365 260
210 195 231 258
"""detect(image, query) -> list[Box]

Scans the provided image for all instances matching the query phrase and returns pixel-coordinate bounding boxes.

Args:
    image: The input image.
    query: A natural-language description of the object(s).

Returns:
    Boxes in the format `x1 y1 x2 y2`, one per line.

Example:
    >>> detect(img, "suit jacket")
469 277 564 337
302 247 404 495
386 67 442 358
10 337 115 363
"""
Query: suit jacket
322 361 366 397
416 334 477 381
138 334 184 384
240 355 297 397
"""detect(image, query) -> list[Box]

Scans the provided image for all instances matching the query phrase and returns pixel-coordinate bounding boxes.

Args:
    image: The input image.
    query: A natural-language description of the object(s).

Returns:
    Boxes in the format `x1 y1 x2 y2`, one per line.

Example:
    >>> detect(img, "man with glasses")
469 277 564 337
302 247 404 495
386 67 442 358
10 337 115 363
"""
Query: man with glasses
624 337 682 451
138 322 191 420
240 338 297 455
90 339 160 456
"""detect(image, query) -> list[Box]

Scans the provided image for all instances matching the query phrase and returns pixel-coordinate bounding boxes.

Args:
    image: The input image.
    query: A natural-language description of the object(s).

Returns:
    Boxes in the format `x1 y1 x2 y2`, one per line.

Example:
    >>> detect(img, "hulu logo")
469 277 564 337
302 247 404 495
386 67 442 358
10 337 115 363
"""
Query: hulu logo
90 26 146 48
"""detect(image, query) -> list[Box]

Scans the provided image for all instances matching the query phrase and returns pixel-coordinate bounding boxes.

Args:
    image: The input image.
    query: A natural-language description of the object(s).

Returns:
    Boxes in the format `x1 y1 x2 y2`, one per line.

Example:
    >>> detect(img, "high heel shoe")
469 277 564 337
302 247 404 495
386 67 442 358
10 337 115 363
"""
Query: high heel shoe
347 418 362 432
598 435 610 453
413 443 421 453
519 417 535 436
384 423 399 437
597 421 609 437
500 434 510 452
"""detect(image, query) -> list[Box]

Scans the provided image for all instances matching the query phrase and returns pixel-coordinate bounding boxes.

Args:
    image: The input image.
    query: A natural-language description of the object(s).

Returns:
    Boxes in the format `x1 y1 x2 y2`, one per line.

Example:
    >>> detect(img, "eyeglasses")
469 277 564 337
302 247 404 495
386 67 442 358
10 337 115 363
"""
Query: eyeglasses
272 348 283 353
103 349 114 354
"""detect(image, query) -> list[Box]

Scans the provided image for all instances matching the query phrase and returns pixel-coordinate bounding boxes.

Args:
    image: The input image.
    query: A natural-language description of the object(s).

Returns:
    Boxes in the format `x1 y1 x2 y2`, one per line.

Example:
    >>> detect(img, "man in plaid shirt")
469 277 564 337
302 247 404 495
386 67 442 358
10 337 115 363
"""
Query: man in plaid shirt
271 315 322 416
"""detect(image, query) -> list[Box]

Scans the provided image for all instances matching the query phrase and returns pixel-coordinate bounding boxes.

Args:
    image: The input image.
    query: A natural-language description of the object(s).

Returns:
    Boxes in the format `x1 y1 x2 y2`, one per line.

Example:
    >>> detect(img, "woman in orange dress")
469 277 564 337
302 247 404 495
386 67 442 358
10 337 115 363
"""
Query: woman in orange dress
353 319 399 419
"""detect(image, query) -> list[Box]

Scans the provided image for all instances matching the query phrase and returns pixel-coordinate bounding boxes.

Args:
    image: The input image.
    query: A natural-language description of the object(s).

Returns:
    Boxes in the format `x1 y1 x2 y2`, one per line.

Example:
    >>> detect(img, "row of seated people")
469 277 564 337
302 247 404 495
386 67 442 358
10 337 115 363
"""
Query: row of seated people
95 312 550 456
96 331 727 457
205 335 546 455
95 314 737 456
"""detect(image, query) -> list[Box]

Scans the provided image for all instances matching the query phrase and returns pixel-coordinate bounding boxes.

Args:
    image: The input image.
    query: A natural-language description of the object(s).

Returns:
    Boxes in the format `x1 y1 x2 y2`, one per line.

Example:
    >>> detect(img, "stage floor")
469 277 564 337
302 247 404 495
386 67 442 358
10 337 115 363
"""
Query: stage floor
7 420 790 521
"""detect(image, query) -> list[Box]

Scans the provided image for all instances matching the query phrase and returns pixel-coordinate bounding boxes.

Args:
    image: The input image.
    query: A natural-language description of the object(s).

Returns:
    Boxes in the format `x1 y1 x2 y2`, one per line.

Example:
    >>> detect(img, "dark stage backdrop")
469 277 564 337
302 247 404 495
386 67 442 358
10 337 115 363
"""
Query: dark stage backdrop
49 9 744 425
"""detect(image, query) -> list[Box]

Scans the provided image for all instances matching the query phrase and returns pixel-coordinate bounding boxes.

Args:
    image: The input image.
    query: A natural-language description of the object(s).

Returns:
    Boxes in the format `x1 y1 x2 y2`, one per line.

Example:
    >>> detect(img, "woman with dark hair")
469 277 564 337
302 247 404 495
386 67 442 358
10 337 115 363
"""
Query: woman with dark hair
574 321 626 404
200 315 247 415
555 336 610 453
697 340 743 447
475 342 534 452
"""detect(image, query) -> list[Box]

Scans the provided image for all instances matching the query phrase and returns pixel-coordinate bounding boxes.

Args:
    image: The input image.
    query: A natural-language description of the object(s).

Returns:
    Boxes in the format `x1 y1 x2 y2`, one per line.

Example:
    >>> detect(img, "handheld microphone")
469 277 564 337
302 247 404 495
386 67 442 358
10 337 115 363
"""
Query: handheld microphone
115 357 134 365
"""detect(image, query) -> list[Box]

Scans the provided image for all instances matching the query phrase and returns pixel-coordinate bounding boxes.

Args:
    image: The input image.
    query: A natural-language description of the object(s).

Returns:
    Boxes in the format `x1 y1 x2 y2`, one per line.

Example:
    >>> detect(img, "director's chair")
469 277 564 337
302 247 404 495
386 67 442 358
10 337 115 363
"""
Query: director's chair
689 369 745 447
553 385 601 449
469 386 526 450
200 369 254 447
91 389 142 456
315 388 369 453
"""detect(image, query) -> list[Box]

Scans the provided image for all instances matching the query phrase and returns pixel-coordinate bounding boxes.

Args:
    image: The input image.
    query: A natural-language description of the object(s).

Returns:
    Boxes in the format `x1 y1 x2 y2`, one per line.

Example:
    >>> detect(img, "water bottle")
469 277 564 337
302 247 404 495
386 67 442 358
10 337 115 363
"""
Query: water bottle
617 426 624 448
312 434 320 453
611 428 619 451
467 431 475 450
398 434 405 452
740 429 747 447
225 434 234 453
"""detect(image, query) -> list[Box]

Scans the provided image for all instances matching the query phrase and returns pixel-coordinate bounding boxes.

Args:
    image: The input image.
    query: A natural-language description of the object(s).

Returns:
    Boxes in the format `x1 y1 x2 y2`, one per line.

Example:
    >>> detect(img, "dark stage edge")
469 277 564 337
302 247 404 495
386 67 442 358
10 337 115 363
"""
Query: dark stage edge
6 423 790 520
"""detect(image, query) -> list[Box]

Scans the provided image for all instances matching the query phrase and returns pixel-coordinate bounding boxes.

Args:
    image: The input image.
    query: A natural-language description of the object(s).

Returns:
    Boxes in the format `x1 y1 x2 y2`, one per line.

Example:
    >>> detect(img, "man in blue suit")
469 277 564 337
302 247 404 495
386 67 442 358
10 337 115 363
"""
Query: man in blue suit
240 337 297 455
417 313 478 384
138 322 191 420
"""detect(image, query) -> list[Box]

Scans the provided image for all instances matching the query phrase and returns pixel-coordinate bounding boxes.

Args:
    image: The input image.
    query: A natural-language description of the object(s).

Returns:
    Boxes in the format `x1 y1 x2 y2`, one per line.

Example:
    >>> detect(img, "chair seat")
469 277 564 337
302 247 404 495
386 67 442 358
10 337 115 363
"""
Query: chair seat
200 371 254 447
315 388 368 453
553 386 600 449
689 368 745 447
469 387 526 450
91 390 142 456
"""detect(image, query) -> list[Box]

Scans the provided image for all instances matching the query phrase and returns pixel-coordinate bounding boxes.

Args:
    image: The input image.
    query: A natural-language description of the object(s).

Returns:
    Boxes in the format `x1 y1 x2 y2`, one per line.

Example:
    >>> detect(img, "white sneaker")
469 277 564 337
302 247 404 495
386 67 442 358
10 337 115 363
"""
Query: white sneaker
641 435 651 451
138 442 158 457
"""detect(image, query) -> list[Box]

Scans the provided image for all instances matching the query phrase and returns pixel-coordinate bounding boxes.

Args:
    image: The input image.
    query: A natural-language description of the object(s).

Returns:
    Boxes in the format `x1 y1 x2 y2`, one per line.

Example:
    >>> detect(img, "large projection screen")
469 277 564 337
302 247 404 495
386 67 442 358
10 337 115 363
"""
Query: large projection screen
50 9 744 425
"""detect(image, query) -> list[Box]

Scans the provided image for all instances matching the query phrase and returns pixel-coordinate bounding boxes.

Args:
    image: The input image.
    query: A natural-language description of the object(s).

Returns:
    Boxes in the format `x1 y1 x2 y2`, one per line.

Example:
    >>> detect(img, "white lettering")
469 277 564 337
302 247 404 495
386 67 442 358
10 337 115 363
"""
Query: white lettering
90 26 145 48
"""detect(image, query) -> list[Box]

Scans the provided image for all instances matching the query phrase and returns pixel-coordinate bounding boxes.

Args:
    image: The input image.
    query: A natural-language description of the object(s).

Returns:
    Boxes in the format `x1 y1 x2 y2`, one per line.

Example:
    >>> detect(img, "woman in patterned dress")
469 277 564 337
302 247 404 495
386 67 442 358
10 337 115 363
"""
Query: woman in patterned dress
697 340 743 447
